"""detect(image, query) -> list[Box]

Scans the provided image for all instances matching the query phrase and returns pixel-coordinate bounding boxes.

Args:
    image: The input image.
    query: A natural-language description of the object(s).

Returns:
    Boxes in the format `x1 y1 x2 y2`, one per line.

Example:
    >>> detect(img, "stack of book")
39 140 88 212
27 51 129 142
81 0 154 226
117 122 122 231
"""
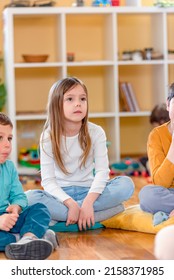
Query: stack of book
119 81 140 112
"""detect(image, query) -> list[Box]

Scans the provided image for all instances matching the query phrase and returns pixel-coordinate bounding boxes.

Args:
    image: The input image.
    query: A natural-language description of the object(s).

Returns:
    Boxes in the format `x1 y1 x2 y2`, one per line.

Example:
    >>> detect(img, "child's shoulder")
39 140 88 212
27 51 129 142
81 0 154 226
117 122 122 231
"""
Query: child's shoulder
41 128 50 142
88 121 105 136
152 121 169 134
149 121 170 140
1 160 16 176
2 160 15 170
88 121 104 131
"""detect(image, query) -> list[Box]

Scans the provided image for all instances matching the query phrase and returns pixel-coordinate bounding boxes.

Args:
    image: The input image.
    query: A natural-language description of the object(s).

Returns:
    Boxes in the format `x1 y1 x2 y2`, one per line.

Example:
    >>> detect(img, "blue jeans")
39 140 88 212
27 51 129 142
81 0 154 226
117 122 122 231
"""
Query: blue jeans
0 203 51 251
139 185 174 214
26 176 134 221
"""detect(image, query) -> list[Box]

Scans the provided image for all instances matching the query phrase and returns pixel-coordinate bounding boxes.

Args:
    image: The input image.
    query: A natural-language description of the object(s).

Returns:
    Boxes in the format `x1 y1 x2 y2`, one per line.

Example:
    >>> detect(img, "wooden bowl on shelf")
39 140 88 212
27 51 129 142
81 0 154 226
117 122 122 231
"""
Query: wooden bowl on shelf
22 54 49 63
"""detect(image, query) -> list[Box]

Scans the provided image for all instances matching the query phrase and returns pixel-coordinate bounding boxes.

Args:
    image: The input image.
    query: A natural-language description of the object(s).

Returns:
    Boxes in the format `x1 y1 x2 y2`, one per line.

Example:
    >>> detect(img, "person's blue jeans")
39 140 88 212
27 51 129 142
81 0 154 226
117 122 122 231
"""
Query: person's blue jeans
0 203 51 251
139 185 174 214
26 176 134 222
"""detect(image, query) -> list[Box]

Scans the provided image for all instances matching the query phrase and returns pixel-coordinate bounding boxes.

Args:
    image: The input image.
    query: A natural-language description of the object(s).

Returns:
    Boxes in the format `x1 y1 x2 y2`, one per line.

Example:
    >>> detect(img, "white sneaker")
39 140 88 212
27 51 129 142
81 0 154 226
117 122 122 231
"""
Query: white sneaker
43 229 59 249
5 235 53 260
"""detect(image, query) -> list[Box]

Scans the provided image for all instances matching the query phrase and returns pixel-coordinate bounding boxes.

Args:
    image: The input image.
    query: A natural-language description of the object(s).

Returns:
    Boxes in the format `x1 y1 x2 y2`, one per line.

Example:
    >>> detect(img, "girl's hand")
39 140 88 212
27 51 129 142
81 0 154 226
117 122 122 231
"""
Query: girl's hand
0 213 19 231
78 202 95 231
6 204 22 215
78 193 100 231
64 198 80 226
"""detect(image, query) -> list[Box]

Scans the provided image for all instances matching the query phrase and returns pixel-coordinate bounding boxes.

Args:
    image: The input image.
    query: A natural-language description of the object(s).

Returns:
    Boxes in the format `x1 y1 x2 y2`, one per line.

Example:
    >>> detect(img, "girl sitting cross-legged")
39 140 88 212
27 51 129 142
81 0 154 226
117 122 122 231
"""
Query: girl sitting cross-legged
26 77 134 231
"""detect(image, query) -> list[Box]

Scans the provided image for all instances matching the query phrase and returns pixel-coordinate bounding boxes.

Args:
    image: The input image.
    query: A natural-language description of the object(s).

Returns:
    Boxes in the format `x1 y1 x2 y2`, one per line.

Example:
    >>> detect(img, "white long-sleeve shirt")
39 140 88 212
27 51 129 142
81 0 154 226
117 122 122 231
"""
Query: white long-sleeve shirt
40 122 110 203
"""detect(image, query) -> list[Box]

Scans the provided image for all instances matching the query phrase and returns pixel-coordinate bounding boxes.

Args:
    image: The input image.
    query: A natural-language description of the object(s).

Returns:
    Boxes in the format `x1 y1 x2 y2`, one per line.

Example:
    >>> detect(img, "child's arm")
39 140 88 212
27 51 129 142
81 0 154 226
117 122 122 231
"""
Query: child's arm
88 125 110 195
78 192 100 231
148 127 174 187
64 198 80 226
8 161 28 210
76 125 109 231
40 132 71 203
6 204 22 215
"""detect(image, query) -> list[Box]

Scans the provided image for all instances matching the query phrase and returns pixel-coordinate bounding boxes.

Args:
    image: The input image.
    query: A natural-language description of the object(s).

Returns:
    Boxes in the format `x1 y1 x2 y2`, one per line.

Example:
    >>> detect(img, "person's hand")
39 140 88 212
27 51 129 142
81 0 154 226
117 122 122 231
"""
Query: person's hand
64 198 80 226
6 204 22 215
0 213 19 231
78 192 100 231
78 201 95 231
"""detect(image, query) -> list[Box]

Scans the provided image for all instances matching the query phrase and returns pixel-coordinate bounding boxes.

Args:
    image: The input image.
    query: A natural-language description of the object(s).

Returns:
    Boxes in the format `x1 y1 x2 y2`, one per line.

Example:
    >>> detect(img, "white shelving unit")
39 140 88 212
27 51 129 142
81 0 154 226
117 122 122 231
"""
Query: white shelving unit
3 6 174 173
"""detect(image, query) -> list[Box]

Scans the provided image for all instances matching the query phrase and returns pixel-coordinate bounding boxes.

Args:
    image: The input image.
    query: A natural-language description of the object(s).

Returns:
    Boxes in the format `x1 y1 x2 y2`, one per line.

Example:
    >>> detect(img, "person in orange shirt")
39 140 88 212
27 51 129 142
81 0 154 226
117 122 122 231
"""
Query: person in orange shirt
139 82 174 216
139 102 170 175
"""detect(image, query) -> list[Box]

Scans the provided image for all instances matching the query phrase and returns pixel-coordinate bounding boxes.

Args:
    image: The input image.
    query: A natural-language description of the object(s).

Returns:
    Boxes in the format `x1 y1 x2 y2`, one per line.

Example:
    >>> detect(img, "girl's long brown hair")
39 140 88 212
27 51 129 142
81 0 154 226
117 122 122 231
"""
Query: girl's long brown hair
42 77 91 174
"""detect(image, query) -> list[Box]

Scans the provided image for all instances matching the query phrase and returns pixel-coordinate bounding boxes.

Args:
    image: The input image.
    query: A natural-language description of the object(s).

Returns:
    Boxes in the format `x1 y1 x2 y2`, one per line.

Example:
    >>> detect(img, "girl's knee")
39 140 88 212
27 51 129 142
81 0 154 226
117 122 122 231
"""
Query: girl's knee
125 176 134 189
121 176 135 198
112 175 135 200
25 190 44 205
112 175 134 187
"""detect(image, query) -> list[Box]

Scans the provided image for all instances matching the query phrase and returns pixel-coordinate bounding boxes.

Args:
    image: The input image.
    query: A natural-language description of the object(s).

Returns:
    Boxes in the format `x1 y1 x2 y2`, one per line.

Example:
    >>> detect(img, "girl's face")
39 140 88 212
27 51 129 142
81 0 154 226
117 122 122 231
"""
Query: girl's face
167 98 174 122
63 84 87 124
0 124 13 163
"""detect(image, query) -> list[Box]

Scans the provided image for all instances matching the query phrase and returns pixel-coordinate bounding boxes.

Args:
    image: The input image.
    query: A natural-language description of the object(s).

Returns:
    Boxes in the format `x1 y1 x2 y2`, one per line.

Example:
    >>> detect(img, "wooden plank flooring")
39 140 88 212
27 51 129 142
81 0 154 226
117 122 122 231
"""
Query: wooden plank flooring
0 176 156 260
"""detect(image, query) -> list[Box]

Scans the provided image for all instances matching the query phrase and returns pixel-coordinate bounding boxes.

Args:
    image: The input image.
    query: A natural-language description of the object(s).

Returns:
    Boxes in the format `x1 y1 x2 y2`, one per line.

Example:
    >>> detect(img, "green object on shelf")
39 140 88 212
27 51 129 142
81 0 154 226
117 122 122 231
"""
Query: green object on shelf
0 84 6 111
19 160 40 169
19 145 40 169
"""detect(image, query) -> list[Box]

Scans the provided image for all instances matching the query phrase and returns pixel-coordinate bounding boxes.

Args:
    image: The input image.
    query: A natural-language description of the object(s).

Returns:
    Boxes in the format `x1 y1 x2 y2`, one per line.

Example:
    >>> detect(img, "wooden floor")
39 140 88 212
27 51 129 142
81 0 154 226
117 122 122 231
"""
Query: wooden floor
0 176 156 260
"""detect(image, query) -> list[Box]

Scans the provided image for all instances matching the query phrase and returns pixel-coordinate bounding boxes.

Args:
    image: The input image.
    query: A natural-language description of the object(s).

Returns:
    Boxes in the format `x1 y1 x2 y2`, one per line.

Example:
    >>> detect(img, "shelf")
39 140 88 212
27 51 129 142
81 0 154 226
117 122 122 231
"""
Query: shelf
14 62 64 68
17 166 39 175
118 60 164 65
15 114 47 120
3 6 173 170
119 111 150 117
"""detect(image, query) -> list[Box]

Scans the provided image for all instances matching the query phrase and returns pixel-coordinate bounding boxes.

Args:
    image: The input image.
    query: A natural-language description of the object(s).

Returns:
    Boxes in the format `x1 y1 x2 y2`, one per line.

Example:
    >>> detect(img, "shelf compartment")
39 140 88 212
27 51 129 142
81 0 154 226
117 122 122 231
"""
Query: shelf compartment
120 116 151 157
66 13 114 62
15 67 62 114
167 13 174 54
117 13 165 61
17 119 43 150
13 14 63 63
118 64 166 112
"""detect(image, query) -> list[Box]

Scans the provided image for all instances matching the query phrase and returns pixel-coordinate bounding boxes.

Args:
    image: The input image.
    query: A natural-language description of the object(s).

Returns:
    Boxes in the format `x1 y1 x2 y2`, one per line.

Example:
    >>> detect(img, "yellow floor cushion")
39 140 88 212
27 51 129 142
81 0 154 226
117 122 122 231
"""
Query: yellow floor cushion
101 204 174 234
